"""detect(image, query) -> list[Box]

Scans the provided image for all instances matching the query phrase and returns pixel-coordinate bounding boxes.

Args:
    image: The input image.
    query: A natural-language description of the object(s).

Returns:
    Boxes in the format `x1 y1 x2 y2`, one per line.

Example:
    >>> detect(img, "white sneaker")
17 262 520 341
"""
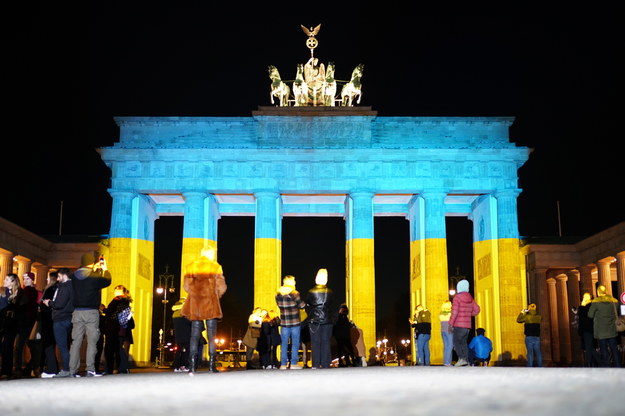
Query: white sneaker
290 365 303 370
454 359 469 367
41 372 56 378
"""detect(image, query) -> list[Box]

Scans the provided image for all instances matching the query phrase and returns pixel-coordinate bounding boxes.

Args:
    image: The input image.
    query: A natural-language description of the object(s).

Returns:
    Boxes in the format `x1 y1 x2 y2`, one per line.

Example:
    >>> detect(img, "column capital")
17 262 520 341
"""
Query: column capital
492 189 522 198
564 269 580 282
108 188 137 199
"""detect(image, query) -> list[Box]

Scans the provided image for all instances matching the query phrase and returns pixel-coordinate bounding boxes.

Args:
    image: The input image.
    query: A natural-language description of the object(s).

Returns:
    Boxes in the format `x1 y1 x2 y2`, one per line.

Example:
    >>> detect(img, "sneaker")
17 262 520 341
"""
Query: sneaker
454 359 469 367
290 365 303 370
86 371 103 377
41 372 56 378
279 366 288 370
54 370 72 378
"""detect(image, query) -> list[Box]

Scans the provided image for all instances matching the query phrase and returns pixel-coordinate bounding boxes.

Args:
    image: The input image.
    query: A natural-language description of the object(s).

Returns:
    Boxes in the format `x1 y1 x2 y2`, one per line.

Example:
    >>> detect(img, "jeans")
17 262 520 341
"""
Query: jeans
190 319 217 363
280 325 301 366
597 337 621 367
309 322 333 368
452 327 470 362
53 319 72 372
416 334 431 365
70 309 100 374
581 332 600 367
525 336 542 367
441 330 453 365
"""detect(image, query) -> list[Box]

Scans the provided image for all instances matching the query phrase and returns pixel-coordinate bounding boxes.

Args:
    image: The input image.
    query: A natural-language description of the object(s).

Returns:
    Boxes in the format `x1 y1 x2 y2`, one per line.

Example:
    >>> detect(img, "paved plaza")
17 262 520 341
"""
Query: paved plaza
1 365 623 416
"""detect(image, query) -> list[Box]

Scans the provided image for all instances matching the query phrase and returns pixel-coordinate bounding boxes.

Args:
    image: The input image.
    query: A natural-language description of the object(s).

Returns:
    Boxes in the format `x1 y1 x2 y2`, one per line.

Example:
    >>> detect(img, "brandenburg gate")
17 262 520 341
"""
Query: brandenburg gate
97 26 530 365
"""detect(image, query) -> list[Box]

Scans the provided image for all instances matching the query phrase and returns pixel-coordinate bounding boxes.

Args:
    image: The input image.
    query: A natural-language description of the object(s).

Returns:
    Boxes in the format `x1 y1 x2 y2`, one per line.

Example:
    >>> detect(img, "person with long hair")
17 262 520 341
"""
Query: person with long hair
1 274 23 379
103 285 134 374
39 272 59 377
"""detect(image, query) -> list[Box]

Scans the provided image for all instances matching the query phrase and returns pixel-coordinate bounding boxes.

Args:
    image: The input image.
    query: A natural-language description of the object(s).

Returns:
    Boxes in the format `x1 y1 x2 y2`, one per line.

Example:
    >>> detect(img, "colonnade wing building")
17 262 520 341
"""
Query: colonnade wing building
98 106 530 365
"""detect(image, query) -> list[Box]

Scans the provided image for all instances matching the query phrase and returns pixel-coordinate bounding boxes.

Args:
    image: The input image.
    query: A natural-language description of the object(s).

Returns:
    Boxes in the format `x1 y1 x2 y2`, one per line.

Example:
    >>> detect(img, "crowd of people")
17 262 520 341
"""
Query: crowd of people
3 249 621 378
0 253 137 379
407 279 622 368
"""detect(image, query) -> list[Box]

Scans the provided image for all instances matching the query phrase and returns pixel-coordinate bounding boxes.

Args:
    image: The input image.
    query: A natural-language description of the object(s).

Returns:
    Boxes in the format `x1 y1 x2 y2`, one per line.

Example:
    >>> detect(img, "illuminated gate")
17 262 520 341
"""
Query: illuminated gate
98 106 529 365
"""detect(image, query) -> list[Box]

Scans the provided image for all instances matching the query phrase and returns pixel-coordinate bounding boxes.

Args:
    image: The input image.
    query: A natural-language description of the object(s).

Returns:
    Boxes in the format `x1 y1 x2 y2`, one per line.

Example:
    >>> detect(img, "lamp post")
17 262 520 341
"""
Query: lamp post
401 339 411 365
156 265 175 367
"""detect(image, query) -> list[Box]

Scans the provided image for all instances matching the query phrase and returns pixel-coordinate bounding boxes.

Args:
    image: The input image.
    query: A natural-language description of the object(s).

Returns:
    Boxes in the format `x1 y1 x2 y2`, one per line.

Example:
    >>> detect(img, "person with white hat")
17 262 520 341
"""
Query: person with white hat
449 279 480 367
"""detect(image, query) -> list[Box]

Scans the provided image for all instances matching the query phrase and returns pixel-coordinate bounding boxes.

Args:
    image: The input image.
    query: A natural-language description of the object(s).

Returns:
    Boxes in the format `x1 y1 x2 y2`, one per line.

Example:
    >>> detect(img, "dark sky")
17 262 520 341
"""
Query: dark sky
3 6 623 342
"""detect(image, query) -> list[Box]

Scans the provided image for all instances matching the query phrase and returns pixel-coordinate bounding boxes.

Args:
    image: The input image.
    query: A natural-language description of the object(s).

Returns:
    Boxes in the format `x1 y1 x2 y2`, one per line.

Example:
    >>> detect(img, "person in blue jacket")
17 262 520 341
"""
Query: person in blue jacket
468 327 492 366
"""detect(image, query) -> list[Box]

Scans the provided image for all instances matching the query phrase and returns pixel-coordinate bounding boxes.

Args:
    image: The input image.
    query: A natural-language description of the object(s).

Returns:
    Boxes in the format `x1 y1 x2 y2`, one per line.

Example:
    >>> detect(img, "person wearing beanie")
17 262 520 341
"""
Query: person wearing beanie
439 301 453 366
577 292 600 367
275 275 306 369
588 285 621 367
305 268 337 369
516 303 543 367
449 279 480 366
69 251 111 377
14 272 40 378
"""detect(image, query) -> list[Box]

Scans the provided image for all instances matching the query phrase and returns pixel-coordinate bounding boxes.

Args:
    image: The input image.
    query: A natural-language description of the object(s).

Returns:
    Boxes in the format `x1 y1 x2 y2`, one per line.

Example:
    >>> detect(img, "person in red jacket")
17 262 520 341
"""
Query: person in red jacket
449 279 480 366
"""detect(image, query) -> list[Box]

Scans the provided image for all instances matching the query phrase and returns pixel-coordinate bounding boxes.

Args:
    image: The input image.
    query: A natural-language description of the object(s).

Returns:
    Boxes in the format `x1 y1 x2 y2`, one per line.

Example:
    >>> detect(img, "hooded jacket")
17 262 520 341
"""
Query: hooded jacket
449 292 480 329
588 294 619 340
181 256 227 321
72 267 112 310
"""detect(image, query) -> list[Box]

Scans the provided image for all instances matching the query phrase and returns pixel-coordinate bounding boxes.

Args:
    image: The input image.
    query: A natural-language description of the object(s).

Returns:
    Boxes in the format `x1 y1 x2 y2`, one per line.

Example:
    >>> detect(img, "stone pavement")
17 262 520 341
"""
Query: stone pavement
1 366 623 416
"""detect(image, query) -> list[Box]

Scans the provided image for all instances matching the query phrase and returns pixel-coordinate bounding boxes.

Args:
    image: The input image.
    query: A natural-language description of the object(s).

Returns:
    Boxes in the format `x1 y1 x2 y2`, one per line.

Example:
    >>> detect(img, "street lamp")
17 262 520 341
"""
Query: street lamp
156 265 175 367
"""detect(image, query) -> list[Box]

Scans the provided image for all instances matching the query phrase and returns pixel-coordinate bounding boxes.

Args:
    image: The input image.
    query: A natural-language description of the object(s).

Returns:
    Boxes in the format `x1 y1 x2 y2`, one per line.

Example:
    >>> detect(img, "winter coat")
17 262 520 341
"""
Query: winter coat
72 267 112 309
305 285 337 325
275 285 306 327
588 295 618 340
104 296 132 337
412 310 432 336
516 310 542 337
181 256 227 321
449 292 480 329
49 280 74 322
469 335 493 359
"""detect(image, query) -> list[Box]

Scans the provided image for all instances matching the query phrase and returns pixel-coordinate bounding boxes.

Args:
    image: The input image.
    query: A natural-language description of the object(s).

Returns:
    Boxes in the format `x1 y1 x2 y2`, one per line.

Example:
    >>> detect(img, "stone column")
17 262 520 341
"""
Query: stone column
616 251 625 299
596 258 613 295
533 268 552 364
181 191 209 281
579 265 595 297
556 274 571 364
565 269 583 365
540 278 561 364
345 191 376 358
421 191 449 365
494 189 525 362
254 191 282 309
32 264 50 292
0 250 14 277
16 258 32 285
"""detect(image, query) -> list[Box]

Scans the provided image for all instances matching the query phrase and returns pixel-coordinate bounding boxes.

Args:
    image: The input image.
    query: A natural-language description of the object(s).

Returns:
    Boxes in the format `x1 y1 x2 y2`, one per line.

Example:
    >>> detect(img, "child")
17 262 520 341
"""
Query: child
468 328 493 366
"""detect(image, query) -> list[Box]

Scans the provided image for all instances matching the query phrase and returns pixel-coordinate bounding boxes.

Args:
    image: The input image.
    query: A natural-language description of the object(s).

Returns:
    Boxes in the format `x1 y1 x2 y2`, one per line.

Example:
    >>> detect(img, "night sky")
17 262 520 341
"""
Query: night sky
3 6 623 344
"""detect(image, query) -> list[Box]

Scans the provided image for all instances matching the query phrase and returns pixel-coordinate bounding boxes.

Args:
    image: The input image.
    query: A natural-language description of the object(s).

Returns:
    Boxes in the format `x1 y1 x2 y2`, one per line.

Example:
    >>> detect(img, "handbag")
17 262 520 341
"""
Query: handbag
613 302 625 333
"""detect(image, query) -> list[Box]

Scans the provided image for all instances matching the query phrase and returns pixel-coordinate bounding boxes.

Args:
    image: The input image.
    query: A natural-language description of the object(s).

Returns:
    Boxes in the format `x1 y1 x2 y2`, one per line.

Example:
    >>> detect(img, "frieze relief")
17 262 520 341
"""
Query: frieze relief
123 159 515 188
477 254 492 280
